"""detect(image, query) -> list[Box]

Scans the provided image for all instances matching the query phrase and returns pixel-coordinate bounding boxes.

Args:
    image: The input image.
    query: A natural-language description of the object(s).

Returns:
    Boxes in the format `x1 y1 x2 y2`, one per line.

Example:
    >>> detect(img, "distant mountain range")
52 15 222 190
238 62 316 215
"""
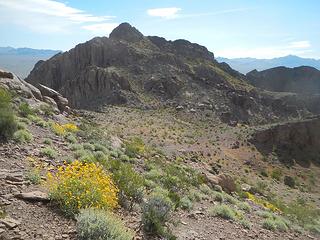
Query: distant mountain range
217 55 320 74
0 47 60 78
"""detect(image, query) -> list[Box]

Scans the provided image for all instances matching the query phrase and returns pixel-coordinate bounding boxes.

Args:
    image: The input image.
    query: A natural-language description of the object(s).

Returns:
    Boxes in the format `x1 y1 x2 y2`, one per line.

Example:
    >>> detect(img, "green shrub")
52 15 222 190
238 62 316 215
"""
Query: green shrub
18 102 34 117
109 161 144 209
259 211 290 232
16 121 27 130
76 208 134 240
209 204 237 220
39 104 55 116
262 218 288 232
239 218 252 229
142 194 173 237
199 184 211 195
83 143 95 151
43 138 52 145
70 143 83 151
212 191 224 202
271 169 282 181
93 151 108 164
13 129 33 143
125 137 145 157
40 147 57 158
26 168 41 184
0 88 17 140
180 196 193 210
65 133 77 143
93 143 109 154
237 201 251 212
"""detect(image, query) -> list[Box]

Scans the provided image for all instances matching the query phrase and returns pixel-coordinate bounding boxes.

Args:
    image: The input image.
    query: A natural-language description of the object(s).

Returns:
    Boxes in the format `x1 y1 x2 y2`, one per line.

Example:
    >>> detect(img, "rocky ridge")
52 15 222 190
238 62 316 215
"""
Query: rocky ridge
25 23 316 124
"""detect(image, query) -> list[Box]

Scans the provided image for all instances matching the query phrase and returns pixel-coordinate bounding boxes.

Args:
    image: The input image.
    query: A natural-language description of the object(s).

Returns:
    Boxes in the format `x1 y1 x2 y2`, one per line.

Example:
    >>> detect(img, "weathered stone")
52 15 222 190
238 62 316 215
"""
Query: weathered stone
206 173 236 193
0 217 20 229
15 191 49 202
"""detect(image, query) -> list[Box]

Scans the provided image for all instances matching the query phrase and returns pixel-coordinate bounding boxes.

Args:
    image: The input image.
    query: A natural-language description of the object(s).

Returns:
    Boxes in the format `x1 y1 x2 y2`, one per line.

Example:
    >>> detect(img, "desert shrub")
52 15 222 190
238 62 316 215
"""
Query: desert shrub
0 88 17 140
65 133 77 143
223 192 238 205
47 161 118 216
246 192 280 212
271 169 283 181
199 184 211 195
109 161 144 209
83 143 95 151
142 194 173 237
13 129 33 143
259 210 290 231
93 151 109 164
93 143 109 154
180 196 193 210
40 147 57 158
76 208 134 240
212 191 224 202
237 201 251 212
239 218 252 229
70 143 84 151
124 137 145 157
209 204 237 220
284 176 295 188
188 189 205 202
262 218 288 232
43 138 52 145
51 122 78 136
26 114 48 128
39 104 55 116
18 102 34 117
16 121 27 130
26 168 41 184
119 154 130 162
251 180 268 195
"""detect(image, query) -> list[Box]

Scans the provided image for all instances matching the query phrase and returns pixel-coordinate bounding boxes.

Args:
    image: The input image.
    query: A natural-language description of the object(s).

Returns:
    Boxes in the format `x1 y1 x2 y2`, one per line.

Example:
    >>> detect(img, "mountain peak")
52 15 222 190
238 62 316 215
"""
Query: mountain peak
109 22 144 42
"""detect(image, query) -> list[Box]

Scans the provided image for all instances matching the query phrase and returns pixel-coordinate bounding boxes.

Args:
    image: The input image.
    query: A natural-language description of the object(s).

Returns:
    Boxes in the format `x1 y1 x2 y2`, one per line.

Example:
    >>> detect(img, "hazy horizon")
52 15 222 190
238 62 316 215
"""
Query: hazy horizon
0 0 319 59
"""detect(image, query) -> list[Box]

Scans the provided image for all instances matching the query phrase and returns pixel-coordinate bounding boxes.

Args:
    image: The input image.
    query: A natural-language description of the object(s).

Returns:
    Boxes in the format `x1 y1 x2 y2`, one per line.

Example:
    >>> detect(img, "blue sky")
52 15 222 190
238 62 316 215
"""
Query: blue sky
0 0 319 59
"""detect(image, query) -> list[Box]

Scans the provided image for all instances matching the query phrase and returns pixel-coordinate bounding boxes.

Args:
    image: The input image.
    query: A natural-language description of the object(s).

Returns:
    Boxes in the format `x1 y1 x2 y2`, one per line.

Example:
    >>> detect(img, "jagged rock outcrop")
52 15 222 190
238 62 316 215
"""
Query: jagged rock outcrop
246 66 320 94
25 23 316 123
0 69 69 113
251 116 320 166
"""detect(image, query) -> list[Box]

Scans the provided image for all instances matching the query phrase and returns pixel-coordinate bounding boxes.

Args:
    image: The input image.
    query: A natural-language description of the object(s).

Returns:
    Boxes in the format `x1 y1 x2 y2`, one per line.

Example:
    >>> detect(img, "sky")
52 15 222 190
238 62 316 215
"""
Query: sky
0 0 319 59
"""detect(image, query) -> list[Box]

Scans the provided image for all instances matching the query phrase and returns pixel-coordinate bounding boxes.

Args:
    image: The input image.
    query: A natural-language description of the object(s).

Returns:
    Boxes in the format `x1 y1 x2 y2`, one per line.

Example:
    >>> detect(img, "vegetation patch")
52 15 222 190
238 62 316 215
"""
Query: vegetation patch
0 88 17 140
47 160 118 216
76 208 134 240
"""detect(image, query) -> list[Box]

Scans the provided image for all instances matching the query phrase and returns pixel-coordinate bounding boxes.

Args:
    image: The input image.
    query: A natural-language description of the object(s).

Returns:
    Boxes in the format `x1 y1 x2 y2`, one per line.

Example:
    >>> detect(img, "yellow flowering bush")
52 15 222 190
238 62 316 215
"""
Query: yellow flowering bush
246 192 280 212
51 122 79 136
47 160 118 215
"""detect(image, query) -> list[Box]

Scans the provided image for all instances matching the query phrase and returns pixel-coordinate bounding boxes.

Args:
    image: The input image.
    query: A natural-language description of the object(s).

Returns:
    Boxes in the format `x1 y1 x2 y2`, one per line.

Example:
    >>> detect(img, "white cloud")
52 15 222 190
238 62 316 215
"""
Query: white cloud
82 23 119 35
288 41 311 49
0 0 117 34
216 40 312 59
147 7 181 19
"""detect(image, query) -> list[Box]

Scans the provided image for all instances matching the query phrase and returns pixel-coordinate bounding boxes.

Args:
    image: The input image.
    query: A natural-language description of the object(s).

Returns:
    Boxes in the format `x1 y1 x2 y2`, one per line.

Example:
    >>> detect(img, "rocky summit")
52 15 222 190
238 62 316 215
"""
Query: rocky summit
26 23 317 125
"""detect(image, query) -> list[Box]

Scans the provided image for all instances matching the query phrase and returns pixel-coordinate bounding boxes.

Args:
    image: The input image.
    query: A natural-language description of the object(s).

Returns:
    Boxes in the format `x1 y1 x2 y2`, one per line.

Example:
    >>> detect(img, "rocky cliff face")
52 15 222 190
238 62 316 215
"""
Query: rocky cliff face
25 23 315 123
246 66 320 94
251 116 320 166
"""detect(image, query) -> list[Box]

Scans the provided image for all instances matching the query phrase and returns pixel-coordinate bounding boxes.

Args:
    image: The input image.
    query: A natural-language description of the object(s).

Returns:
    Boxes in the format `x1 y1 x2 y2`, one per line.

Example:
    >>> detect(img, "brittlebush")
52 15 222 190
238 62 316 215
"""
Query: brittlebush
51 123 78 136
47 160 118 216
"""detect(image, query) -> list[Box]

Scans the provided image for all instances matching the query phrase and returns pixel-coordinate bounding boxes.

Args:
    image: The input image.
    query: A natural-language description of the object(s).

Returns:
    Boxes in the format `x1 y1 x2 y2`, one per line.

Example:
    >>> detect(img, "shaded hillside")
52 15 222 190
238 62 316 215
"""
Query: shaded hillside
217 55 320 74
246 66 320 94
0 47 60 78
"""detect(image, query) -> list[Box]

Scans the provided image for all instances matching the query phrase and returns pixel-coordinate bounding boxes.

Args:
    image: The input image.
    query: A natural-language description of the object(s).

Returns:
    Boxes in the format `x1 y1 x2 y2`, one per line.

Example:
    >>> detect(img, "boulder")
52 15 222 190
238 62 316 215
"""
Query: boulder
206 173 236 193
15 191 49 202
38 84 69 112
